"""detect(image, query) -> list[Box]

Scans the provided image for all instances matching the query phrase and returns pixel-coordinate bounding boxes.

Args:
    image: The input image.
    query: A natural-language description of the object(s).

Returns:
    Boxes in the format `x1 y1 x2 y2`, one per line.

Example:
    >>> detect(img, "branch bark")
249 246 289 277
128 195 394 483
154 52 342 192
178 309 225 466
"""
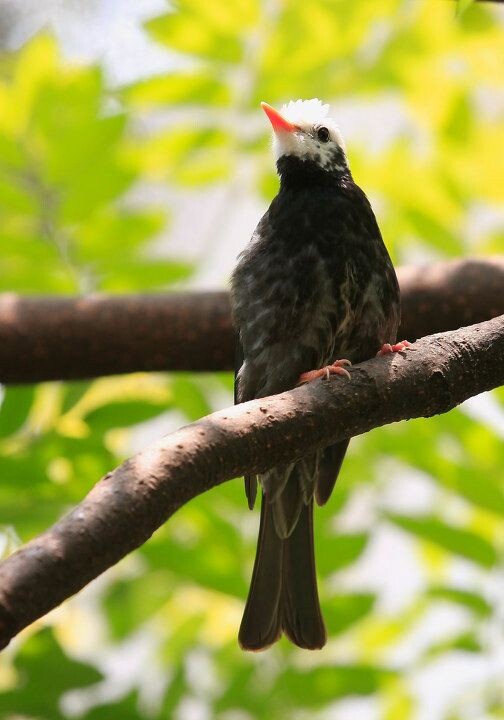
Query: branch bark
0 257 503 384
0 314 503 649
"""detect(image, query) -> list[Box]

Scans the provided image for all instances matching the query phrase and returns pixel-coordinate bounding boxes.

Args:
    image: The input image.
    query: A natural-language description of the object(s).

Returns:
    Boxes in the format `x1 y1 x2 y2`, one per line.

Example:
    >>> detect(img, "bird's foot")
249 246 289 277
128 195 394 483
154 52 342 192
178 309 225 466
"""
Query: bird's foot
297 359 352 385
376 340 411 356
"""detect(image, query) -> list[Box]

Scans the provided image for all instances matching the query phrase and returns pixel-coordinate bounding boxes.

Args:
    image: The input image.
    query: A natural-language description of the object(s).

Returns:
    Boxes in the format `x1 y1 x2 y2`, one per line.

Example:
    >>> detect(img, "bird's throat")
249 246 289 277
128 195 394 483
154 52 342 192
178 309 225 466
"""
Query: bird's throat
277 155 351 190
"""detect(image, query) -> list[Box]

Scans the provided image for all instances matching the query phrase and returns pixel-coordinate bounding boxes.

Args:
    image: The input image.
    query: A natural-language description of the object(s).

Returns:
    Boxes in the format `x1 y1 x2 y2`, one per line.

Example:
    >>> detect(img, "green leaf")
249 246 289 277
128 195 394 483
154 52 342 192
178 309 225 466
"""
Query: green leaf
100 259 193 291
147 12 242 63
160 614 206 666
0 425 115 538
325 593 376 636
427 585 492 618
281 664 396 706
0 174 39 213
169 375 212 420
142 501 248 598
443 93 474 144
0 386 35 437
0 629 102 719
362 412 504 517
58 161 134 223
83 693 143 720
387 513 498 568
126 72 230 107
84 400 170 431
61 380 93 414
0 36 185 296
161 667 189 717
0 133 26 169
103 570 174 639
423 632 482 660
316 532 369 576
456 0 475 17
76 210 165 262
405 207 462 255
146 0 258 63
447 469 504 517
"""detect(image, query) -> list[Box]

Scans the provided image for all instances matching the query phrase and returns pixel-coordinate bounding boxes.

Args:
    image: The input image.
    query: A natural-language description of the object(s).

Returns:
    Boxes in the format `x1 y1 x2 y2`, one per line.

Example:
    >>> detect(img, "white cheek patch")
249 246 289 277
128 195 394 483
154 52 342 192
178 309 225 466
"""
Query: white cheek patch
273 130 347 172
272 130 307 161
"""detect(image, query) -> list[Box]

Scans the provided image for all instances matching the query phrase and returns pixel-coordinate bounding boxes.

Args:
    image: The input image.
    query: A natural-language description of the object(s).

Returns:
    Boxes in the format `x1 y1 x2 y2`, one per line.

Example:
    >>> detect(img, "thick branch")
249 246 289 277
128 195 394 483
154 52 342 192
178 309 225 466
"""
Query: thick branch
0 315 503 649
0 257 503 383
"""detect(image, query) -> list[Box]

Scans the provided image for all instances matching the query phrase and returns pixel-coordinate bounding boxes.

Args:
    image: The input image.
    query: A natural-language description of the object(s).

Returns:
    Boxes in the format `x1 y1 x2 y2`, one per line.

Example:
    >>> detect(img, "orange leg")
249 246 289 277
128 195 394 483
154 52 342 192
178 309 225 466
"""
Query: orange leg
297 359 352 385
376 340 411 356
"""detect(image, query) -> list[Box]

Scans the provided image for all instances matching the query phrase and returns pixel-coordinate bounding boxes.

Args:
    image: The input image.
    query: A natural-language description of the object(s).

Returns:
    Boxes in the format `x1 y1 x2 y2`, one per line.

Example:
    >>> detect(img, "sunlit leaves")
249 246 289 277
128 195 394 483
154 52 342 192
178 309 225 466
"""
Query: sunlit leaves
0 376 174 538
457 0 477 18
103 570 175 640
316 531 369 575
365 409 504 521
126 71 230 108
125 0 504 279
0 629 102 719
83 694 144 720
142 493 249 599
427 585 492 618
169 375 213 420
325 593 376 636
387 513 498 568
0 386 35 438
131 126 233 186
0 35 189 293
422 631 482 659
148 14 241 64
214 657 396 716
279 664 397 707
147 0 258 63
1 1 504 718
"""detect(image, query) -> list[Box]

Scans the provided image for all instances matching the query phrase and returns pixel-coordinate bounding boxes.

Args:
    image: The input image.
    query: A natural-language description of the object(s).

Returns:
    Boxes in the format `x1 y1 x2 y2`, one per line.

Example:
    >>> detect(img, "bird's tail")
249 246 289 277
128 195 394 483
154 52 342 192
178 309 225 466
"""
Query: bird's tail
239 492 326 651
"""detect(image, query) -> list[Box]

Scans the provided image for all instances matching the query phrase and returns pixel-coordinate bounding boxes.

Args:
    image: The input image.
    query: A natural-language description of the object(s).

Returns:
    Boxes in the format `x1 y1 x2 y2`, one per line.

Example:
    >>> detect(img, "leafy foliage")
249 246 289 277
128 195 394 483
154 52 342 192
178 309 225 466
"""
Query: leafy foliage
0 1 503 719
0 36 191 293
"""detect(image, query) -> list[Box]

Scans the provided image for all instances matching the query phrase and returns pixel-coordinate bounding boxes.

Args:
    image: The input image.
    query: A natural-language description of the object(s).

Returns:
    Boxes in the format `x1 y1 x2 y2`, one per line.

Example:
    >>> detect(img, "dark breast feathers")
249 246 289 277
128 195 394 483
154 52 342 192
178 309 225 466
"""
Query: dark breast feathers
232 177 400 405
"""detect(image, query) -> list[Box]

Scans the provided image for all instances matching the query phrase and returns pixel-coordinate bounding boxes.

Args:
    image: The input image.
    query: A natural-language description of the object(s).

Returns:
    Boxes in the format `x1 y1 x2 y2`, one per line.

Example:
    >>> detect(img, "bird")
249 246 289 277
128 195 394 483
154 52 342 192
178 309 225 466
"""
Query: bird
230 98 404 651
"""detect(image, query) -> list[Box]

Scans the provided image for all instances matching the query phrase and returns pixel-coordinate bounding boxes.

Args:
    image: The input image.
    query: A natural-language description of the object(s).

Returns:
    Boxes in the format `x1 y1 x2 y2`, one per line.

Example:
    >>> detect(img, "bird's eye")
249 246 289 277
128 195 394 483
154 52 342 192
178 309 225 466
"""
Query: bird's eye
316 126 330 143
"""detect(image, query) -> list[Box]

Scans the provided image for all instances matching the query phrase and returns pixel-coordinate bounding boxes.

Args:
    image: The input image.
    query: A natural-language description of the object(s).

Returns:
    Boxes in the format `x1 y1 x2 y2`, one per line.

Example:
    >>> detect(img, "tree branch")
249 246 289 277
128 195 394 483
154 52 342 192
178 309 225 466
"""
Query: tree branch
0 314 503 649
0 257 503 384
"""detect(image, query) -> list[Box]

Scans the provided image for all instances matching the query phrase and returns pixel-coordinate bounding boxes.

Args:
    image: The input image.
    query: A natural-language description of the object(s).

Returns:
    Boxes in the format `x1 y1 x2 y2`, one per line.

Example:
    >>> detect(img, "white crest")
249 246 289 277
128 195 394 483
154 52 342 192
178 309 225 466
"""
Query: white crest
280 98 330 126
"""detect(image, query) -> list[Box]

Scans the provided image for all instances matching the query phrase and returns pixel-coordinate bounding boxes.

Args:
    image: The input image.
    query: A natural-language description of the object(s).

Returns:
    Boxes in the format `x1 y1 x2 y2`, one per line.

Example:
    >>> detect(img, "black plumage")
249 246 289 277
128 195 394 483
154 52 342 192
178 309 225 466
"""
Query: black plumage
231 100 400 651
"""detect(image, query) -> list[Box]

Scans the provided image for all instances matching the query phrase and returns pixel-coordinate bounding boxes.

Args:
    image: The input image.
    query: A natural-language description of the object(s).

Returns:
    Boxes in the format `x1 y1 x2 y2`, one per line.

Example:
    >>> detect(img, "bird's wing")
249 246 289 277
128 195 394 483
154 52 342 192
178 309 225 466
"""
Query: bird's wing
315 439 349 506
235 337 258 509
234 338 243 405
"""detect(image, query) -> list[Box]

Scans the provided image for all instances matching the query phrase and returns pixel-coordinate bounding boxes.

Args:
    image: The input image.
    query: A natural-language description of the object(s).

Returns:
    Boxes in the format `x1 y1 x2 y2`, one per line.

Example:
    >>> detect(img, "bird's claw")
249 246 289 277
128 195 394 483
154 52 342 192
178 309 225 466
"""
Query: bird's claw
298 359 352 385
376 340 411 356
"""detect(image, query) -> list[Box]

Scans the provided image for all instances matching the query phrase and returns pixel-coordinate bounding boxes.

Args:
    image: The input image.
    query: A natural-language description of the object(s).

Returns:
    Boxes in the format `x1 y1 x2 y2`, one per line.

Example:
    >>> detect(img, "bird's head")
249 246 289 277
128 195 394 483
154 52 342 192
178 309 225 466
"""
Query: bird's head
261 99 349 181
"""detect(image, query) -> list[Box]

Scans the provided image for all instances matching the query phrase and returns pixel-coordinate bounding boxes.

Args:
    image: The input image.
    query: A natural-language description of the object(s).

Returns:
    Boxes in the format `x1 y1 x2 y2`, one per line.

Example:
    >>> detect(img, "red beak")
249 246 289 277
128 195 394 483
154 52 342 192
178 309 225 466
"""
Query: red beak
261 102 297 133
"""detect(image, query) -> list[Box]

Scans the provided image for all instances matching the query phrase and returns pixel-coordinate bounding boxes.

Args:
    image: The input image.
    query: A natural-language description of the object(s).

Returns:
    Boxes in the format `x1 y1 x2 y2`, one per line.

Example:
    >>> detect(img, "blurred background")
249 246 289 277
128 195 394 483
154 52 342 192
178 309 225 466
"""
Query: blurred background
0 0 504 718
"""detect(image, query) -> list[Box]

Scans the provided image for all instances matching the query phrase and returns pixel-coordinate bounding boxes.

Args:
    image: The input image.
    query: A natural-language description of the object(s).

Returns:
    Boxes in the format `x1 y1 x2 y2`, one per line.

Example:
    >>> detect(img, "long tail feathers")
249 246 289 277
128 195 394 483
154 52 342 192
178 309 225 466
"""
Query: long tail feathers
282 500 327 649
271 469 304 539
239 498 283 650
239 494 326 651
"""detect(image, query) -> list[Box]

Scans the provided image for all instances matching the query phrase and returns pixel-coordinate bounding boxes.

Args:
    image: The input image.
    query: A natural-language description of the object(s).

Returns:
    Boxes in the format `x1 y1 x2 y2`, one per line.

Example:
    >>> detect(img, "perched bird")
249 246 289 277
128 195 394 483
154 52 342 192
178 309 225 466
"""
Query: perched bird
231 99 404 651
